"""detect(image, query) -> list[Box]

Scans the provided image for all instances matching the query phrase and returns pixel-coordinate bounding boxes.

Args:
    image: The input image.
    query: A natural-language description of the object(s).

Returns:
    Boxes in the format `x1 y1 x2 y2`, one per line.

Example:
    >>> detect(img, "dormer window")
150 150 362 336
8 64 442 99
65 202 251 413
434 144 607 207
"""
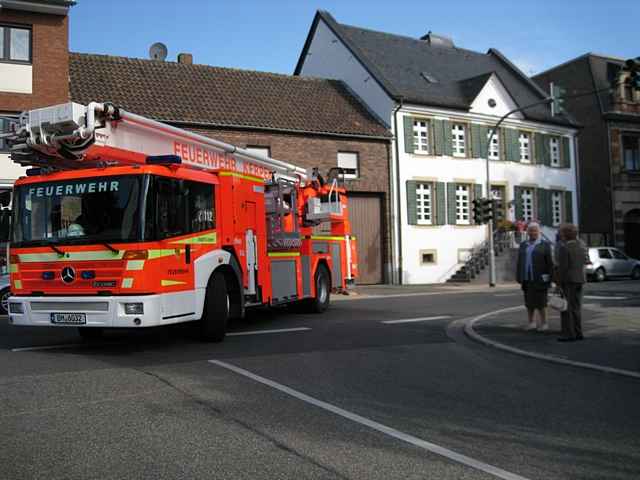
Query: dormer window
0 25 32 63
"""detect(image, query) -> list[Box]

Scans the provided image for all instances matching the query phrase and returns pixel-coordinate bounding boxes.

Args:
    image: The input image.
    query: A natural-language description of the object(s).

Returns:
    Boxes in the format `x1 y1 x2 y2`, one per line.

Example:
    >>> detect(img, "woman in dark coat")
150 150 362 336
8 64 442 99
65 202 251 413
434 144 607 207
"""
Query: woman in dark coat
516 222 553 331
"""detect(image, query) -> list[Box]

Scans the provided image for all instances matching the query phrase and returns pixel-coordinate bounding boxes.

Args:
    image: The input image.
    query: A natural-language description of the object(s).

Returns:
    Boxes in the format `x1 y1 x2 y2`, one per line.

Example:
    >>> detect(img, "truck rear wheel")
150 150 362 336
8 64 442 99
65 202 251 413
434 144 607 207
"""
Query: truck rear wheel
200 272 229 342
306 264 331 313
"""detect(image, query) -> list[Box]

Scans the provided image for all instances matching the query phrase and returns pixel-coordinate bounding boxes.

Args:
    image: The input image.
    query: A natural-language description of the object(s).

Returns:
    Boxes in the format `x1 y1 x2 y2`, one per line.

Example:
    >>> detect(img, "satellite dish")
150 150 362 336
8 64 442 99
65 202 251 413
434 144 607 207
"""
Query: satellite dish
149 42 168 61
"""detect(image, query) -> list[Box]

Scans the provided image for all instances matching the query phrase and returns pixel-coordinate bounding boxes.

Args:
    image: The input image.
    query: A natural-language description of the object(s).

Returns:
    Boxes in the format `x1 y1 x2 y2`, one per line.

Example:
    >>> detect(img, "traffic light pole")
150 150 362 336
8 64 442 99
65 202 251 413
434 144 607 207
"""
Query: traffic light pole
485 96 554 287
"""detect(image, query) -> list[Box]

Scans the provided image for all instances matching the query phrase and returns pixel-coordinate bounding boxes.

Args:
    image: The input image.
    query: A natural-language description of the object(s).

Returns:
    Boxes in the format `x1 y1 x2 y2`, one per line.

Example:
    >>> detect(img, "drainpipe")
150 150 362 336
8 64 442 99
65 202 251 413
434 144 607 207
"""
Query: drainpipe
391 98 404 284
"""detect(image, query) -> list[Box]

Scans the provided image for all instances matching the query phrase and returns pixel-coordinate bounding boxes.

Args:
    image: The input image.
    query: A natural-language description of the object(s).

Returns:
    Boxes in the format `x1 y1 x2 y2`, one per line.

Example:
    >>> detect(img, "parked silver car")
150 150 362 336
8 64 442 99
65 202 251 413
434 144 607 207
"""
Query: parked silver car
0 273 9 315
586 247 640 282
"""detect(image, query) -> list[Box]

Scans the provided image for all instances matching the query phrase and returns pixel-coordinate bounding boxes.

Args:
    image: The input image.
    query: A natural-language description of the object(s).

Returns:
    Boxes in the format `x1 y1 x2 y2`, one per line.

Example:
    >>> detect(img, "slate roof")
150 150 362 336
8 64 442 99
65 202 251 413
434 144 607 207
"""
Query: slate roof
69 52 390 139
295 11 577 128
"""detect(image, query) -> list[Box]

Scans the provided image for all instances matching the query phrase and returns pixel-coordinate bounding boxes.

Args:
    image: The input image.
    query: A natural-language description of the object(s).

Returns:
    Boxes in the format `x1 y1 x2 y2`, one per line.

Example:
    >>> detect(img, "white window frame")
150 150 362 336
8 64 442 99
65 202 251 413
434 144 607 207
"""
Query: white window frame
455 184 471 225
519 132 531 163
451 123 466 157
550 137 561 167
521 188 534 222
551 191 563 226
488 130 500 160
416 182 433 225
413 120 430 154
337 151 359 179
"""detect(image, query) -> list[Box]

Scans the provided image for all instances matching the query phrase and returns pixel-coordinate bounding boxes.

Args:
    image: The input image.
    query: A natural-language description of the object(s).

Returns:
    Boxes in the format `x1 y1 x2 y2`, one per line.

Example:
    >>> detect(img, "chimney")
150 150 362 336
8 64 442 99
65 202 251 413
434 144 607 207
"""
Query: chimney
177 53 193 65
419 32 454 48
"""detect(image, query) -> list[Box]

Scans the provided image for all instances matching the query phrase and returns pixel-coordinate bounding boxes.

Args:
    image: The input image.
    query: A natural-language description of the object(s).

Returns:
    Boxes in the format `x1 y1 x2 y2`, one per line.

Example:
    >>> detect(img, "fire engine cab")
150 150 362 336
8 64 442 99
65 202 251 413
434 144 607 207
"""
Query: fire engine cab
1 102 357 341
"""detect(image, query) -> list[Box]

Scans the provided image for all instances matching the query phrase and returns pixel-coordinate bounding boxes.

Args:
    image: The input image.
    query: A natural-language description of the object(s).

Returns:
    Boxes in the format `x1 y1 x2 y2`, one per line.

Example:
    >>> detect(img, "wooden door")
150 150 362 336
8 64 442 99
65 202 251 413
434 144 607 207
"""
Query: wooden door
348 194 383 284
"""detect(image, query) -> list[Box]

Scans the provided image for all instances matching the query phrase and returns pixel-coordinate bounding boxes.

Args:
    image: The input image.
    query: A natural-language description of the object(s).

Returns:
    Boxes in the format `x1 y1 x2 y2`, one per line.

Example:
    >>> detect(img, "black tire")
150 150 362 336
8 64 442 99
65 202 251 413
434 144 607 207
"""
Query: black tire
631 266 640 280
306 264 331 313
77 327 104 340
200 272 229 342
594 267 606 283
0 287 10 315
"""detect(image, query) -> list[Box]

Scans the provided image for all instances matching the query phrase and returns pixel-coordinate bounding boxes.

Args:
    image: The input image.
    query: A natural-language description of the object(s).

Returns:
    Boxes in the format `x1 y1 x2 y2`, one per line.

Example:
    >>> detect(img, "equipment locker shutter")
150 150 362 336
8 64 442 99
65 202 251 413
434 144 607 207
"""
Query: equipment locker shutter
349 194 384 284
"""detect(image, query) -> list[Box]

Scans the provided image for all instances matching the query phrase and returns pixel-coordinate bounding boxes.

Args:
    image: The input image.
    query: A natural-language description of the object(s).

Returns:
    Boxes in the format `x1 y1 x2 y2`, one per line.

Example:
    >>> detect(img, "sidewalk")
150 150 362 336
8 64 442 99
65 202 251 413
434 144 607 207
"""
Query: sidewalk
472 302 640 375
345 282 519 298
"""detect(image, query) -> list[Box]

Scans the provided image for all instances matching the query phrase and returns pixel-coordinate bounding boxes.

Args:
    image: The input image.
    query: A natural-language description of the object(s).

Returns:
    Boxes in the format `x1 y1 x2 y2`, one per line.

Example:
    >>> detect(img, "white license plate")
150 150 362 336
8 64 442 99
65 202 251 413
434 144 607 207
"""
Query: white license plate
50 312 87 325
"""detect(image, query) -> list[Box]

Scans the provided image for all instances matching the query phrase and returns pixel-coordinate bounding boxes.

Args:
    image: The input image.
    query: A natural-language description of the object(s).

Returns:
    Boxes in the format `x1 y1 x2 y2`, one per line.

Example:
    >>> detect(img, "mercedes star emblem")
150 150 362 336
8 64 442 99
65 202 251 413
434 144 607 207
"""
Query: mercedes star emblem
61 266 76 284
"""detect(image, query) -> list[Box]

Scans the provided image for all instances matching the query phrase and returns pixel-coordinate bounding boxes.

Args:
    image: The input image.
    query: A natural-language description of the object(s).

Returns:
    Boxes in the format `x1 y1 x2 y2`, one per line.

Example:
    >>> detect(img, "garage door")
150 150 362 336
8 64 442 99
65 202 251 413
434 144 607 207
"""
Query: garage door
348 194 383 284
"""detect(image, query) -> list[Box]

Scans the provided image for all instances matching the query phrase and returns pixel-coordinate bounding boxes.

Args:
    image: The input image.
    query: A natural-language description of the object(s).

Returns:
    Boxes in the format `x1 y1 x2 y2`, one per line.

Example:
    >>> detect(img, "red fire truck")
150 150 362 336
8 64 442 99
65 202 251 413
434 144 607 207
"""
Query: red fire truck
2 102 357 341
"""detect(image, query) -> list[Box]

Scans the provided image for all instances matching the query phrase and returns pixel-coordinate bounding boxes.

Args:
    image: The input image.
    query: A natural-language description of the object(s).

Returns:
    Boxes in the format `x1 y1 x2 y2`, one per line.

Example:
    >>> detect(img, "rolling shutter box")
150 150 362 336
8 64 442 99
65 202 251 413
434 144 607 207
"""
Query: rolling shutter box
435 182 446 225
446 182 457 225
403 116 415 154
406 180 418 225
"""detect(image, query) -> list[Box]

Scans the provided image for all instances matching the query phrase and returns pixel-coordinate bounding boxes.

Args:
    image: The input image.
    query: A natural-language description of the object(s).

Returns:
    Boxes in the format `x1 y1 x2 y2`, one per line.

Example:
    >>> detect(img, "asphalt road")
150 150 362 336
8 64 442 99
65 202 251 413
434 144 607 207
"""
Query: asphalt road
1 281 639 480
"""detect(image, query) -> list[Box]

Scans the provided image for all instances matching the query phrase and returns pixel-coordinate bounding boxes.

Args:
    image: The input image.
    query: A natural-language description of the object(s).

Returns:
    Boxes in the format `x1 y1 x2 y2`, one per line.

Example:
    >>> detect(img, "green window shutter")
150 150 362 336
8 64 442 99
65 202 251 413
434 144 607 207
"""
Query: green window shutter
533 132 544 165
537 188 550 226
403 116 415 154
473 184 483 225
435 182 446 225
514 186 523 220
443 120 453 156
446 182 457 225
564 191 573 223
542 135 551 166
433 119 445 155
561 137 571 168
505 129 517 162
471 124 489 159
406 181 418 225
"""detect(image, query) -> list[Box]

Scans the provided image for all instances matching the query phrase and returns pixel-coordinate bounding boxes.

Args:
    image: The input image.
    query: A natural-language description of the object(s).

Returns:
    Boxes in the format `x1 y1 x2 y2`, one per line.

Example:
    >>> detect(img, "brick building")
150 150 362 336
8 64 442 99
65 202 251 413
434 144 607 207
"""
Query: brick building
534 54 640 258
0 0 75 274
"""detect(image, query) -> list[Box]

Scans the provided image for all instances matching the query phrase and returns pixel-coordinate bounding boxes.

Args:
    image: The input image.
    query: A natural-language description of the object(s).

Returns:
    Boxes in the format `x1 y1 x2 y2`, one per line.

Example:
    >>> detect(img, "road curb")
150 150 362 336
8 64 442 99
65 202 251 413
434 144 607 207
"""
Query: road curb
463 306 640 380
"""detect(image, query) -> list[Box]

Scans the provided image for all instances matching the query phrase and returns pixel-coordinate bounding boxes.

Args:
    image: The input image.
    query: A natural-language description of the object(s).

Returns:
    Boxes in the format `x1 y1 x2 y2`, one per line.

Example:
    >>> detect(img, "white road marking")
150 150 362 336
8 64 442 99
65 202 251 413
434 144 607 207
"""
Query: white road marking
11 343 87 352
334 288 520 301
463 306 640 380
227 327 311 336
209 359 532 480
381 315 451 324
584 295 628 300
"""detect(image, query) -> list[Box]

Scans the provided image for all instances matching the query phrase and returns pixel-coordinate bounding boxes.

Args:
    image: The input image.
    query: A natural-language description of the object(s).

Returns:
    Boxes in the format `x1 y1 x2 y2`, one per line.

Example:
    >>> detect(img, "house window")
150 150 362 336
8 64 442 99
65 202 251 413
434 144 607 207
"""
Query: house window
246 146 271 158
624 84 634 102
0 25 32 63
452 123 466 157
550 137 561 167
337 151 359 179
488 130 500 160
413 120 429 153
551 191 563 226
456 184 471 225
519 132 531 163
416 182 433 225
0 115 19 152
622 135 640 171
521 188 534 221
420 249 437 265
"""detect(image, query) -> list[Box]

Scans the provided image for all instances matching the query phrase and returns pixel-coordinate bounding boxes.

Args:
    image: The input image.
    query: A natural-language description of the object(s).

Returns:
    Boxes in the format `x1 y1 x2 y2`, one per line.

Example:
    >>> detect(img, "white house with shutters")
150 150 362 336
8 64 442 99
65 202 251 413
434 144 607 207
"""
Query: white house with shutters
295 11 580 284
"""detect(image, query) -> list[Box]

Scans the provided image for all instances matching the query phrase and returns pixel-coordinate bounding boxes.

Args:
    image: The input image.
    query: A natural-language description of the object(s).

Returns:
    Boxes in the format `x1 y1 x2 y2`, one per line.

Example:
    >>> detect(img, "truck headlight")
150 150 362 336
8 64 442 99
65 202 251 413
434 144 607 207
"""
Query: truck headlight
124 303 144 315
9 302 24 314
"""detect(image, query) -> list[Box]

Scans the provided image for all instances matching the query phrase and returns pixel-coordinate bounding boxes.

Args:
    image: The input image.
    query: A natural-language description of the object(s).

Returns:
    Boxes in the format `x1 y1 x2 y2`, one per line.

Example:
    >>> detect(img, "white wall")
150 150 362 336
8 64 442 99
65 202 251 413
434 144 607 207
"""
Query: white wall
0 153 27 185
298 19 395 127
0 63 32 94
397 109 578 284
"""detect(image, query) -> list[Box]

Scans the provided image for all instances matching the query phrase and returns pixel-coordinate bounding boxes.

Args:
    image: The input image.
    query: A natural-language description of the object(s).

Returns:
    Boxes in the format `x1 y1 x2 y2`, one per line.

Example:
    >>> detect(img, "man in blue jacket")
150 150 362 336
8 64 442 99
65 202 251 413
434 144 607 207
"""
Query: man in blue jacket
516 222 553 331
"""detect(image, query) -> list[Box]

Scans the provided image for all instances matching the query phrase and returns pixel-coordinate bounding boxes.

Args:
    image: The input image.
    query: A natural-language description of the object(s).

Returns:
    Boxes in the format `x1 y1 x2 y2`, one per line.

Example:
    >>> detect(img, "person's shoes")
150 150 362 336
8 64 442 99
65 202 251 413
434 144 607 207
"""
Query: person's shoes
525 323 537 331
557 337 577 342
537 323 549 332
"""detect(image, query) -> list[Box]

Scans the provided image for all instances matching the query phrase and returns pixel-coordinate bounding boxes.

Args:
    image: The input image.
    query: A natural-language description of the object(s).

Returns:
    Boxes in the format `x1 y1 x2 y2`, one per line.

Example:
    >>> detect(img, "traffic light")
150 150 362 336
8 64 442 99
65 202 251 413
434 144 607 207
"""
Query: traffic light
472 198 495 224
550 82 567 116
472 198 483 224
625 57 640 89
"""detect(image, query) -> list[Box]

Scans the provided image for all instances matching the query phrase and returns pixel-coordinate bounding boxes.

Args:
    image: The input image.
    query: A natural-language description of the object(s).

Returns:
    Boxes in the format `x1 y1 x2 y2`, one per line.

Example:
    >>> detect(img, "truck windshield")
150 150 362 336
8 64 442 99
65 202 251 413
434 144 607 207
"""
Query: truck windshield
12 175 145 246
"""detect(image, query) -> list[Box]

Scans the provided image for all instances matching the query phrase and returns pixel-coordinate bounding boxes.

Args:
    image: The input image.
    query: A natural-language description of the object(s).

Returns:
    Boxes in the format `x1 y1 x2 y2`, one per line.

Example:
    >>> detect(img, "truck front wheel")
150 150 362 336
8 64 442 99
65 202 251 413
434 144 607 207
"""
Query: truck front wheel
200 272 229 342
307 264 331 313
